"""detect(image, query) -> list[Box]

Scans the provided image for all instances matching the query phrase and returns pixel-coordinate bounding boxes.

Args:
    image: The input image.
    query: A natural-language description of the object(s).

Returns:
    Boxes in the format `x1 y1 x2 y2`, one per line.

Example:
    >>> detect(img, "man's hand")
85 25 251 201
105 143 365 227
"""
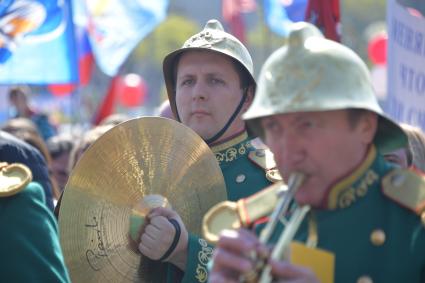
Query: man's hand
209 229 261 283
270 259 319 283
209 229 319 283
138 207 188 271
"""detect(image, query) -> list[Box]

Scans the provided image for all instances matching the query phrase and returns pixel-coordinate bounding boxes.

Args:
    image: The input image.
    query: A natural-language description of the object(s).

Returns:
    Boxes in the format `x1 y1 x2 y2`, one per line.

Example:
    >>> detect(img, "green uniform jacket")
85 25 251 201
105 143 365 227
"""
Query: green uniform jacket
168 131 273 283
262 146 425 283
0 182 71 282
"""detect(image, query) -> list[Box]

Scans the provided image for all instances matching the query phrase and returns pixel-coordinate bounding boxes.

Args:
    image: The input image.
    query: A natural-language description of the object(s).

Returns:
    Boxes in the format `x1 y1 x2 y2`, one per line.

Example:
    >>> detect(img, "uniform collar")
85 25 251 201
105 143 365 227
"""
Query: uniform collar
210 131 253 164
210 130 248 153
322 145 381 210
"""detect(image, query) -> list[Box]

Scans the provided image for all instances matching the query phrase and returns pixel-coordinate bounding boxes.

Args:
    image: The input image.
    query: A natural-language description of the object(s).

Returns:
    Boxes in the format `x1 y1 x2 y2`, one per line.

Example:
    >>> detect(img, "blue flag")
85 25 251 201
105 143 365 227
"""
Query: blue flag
0 0 78 84
264 0 308 36
77 0 169 76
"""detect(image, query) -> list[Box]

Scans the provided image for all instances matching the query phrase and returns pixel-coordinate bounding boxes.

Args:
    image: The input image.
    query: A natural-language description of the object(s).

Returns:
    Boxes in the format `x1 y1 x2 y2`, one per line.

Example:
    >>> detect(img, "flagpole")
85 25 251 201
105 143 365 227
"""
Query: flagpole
259 4 271 63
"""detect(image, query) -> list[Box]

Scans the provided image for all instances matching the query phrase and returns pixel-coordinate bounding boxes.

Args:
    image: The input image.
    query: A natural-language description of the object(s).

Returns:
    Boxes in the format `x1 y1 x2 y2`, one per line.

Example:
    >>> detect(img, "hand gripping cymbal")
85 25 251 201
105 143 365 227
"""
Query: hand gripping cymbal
59 117 226 282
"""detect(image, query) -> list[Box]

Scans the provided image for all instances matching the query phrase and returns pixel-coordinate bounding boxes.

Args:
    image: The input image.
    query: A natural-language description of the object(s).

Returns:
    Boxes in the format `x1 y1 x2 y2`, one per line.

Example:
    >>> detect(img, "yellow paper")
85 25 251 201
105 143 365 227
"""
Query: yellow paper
290 241 334 283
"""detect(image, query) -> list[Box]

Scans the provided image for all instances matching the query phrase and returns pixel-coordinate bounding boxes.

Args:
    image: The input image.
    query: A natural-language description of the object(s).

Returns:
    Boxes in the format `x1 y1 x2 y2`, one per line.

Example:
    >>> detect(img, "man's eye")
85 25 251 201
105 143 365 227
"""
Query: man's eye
181 79 194 86
300 120 316 129
264 121 279 131
384 154 399 164
210 78 224 85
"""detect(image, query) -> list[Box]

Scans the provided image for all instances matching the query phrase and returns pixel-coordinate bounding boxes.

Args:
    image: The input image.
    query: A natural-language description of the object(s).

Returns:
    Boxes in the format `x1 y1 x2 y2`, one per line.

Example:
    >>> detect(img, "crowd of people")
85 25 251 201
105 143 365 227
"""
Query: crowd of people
1 19 425 283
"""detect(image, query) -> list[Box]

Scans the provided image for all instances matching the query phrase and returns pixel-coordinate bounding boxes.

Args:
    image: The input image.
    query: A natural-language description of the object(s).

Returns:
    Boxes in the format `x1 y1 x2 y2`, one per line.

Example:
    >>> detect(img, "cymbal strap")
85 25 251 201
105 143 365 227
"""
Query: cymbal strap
158 219 181 262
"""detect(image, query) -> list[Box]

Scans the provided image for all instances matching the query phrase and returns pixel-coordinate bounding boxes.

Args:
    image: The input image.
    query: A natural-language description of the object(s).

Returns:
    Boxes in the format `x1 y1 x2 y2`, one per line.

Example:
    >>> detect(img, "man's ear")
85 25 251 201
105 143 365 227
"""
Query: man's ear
242 86 255 112
359 112 379 144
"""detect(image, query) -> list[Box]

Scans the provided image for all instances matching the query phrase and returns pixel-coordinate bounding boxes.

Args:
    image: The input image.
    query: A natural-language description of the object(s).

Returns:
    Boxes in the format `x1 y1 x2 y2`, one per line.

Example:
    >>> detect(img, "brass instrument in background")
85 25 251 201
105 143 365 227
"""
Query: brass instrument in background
202 172 310 283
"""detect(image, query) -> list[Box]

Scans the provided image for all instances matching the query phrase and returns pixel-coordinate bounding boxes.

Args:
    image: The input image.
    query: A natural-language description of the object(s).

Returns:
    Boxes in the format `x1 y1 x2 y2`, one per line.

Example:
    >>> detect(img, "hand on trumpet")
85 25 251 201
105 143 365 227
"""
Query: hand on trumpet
138 207 189 271
209 229 319 283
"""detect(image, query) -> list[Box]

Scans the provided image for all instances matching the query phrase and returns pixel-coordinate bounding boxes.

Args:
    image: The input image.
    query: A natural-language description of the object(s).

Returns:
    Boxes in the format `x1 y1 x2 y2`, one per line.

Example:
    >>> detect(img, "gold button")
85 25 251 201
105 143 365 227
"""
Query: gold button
370 229 386 246
266 169 283 182
421 212 425 227
357 275 373 283
390 173 405 187
255 149 265 157
236 174 246 183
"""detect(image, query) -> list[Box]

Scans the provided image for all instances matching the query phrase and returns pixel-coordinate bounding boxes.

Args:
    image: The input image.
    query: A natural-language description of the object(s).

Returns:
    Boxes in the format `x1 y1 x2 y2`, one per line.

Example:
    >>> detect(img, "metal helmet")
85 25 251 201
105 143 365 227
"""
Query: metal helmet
243 22 407 153
163 19 256 118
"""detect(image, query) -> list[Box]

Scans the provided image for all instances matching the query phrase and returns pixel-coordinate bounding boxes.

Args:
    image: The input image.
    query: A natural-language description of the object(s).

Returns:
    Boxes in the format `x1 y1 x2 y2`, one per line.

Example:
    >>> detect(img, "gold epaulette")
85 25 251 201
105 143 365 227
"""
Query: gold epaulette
0 162 32 197
248 138 282 182
382 168 425 225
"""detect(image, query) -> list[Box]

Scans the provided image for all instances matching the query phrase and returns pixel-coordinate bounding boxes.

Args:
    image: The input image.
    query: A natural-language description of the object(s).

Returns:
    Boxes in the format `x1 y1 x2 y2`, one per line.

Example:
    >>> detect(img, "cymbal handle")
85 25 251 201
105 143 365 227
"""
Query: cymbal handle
158 219 181 261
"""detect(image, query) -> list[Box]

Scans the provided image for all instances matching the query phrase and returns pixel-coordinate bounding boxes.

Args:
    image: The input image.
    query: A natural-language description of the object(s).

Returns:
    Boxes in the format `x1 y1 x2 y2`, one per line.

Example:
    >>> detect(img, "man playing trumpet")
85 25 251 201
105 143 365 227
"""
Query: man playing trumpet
209 22 425 283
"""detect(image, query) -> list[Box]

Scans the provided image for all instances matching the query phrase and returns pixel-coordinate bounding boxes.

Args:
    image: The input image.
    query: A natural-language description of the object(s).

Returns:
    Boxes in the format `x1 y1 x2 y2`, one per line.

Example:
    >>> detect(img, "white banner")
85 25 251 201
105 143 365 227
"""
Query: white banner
386 0 425 131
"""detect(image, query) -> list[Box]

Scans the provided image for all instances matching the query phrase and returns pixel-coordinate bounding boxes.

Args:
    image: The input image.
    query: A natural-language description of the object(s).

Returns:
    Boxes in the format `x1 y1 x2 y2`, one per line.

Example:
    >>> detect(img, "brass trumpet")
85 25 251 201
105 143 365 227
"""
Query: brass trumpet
202 172 310 283
256 172 310 283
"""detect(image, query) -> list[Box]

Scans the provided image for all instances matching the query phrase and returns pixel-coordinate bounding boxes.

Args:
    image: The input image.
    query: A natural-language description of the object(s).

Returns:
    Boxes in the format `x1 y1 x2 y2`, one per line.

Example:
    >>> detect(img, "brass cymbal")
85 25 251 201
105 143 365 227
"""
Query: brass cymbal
59 117 226 282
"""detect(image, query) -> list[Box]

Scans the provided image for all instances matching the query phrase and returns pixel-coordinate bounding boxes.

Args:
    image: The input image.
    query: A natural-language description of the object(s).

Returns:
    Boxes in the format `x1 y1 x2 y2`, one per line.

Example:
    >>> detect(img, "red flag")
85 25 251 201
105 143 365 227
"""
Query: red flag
47 28 94 96
76 28 94 86
222 0 256 21
305 0 341 42
227 13 246 43
93 77 119 125
222 0 256 43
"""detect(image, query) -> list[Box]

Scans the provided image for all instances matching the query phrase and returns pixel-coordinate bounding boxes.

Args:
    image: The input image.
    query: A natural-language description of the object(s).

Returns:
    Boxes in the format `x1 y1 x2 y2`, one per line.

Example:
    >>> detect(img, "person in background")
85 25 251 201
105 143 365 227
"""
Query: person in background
2 118 51 163
47 134 74 194
99 113 131 127
384 123 425 172
0 162 70 282
401 124 425 172
54 124 114 217
8 85 56 141
67 124 114 171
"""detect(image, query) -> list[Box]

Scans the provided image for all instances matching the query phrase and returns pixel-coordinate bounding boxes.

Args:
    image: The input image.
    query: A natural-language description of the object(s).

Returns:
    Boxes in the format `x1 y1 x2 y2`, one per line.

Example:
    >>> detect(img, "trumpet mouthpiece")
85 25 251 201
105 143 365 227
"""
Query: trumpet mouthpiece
288 172 306 188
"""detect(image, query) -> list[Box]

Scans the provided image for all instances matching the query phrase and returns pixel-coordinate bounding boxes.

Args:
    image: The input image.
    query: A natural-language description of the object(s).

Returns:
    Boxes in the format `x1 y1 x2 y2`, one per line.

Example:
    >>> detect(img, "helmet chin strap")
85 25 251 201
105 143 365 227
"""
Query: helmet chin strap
205 89 248 145
174 88 249 146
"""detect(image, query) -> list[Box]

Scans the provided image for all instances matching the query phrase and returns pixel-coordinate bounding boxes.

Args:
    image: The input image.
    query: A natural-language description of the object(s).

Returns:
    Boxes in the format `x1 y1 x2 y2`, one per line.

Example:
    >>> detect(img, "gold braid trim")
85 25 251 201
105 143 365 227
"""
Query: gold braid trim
215 141 253 164
337 170 379 209
195 238 213 283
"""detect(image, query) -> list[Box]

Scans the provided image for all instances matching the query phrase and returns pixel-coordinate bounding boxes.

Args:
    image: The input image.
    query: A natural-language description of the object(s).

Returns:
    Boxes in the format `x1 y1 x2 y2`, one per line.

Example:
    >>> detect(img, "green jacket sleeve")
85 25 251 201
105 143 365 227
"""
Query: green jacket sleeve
180 234 214 283
0 182 70 282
